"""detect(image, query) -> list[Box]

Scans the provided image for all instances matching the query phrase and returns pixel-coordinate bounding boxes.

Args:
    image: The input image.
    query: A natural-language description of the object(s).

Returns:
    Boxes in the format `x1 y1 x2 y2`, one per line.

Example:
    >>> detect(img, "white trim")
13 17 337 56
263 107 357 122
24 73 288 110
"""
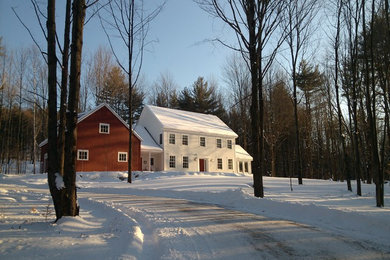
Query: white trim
77 150 89 161
99 123 110 134
118 152 128 162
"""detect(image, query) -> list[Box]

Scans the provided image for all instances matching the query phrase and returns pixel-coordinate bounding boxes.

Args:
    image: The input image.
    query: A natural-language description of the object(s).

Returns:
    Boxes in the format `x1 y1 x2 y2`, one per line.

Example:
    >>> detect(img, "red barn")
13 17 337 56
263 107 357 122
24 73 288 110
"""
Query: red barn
39 103 142 172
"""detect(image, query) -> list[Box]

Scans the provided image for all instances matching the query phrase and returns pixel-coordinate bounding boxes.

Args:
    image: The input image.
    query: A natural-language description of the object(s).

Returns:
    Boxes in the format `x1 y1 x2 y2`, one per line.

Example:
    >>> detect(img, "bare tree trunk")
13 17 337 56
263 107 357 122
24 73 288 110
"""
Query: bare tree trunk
335 0 352 191
127 0 135 183
47 0 62 221
63 0 86 216
246 0 262 198
58 0 72 176
367 0 384 207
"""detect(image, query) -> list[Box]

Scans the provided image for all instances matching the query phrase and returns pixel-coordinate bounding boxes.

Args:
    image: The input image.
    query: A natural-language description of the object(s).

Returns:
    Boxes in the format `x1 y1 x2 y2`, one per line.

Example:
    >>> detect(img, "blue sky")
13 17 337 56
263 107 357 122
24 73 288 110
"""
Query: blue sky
0 0 236 93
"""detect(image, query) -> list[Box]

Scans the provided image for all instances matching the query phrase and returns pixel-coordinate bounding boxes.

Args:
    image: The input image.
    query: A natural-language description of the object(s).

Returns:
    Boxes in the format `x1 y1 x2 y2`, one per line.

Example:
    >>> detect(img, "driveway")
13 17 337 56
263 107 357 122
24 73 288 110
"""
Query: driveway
84 193 388 259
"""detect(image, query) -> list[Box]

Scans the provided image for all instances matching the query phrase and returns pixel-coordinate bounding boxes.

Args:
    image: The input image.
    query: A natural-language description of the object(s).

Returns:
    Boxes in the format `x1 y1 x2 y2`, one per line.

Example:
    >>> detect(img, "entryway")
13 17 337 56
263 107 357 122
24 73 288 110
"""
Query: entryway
199 159 206 172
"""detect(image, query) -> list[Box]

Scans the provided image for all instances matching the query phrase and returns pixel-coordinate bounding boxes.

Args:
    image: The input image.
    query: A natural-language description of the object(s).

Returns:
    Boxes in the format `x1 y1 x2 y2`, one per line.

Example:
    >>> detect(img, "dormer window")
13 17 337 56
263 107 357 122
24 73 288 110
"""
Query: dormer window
99 123 110 134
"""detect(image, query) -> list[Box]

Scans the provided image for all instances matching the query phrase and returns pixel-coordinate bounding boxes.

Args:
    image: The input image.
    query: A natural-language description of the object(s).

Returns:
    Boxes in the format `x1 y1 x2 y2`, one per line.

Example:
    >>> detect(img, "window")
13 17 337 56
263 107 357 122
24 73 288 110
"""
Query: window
245 162 249 172
200 137 206 147
150 158 154 166
183 156 189 168
169 134 175 144
217 138 222 148
77 150 89 161
227 140 232 149
239 162 243 172
169 156 176 168
228 159 233 170
217 158 223 170
182 135 188 145
99 123 110 134
159 133 163 144
118 152 127 162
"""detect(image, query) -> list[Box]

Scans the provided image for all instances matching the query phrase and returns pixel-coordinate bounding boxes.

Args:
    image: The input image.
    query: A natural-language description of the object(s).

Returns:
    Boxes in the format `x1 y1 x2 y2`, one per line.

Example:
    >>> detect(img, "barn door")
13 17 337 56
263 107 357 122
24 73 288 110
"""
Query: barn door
199 159 205 172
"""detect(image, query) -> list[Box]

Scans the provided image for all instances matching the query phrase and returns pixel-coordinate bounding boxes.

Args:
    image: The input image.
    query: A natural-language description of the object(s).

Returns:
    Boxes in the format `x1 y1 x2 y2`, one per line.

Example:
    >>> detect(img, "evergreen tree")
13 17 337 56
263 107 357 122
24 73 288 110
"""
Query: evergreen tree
178 77 226 119
96 66 144 123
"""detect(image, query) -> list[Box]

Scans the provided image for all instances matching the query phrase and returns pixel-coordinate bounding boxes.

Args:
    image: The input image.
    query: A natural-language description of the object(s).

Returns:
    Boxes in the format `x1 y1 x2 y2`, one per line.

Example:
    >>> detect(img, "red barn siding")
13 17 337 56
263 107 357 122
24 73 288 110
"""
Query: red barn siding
40 105 141 172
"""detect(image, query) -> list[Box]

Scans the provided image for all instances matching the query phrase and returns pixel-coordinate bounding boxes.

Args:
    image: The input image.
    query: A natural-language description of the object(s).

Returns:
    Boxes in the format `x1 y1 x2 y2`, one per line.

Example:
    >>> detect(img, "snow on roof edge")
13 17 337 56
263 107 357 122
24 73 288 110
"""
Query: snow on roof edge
146 105 238 138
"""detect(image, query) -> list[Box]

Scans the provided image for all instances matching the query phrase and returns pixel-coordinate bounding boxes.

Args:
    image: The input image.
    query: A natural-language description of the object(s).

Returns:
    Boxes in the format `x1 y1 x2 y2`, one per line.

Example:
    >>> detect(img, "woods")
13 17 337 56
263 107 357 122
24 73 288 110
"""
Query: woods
0 0 389 210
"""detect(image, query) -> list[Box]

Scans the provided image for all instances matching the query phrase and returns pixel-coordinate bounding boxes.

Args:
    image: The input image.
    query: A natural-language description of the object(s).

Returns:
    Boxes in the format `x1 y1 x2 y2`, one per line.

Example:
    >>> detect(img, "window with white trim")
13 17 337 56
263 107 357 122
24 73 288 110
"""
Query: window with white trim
169 134 175 144
227 140 232 149
118 152 127 162
77 150 89 161
217 138 222 148
200 137 206 147
182 135 188 145
99 123 110 134
245 162 249 172
228 159 233 170
183 156 189 168
169 156 176 168
217 158 223 170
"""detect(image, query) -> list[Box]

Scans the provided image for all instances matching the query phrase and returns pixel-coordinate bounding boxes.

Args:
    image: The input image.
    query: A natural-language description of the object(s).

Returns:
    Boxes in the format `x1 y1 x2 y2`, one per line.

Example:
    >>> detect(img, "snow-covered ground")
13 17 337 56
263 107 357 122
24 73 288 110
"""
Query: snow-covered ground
0 171 389 259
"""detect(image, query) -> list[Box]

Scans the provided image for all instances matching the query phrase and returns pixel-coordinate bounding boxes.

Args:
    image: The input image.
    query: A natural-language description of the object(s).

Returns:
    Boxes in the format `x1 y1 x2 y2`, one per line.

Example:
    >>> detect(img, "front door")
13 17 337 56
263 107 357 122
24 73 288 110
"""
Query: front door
199 159 205 172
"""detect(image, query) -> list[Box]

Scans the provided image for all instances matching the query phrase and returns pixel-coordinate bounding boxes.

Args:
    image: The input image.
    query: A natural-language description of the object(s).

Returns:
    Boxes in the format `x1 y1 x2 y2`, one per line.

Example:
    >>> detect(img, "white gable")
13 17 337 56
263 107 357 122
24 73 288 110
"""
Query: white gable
134 125 163 152
145 105 238 138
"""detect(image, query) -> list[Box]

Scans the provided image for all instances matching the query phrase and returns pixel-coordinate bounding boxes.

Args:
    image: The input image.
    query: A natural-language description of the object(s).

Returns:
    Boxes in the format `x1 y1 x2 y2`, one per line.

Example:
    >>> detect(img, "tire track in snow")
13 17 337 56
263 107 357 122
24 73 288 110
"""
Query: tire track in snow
82 192 389 259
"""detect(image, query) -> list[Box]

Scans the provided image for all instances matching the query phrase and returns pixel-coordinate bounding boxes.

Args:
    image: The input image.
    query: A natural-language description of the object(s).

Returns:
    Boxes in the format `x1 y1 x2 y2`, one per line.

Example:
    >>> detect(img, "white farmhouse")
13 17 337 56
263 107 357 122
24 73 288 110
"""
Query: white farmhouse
135 105 253 174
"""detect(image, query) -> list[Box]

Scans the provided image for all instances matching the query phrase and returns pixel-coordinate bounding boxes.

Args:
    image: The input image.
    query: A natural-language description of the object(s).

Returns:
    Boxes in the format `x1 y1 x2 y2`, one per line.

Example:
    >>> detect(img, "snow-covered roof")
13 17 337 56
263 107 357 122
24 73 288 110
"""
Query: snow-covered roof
134 125 163 153
235 145 253 161
39 104 142 147
146 105 238 138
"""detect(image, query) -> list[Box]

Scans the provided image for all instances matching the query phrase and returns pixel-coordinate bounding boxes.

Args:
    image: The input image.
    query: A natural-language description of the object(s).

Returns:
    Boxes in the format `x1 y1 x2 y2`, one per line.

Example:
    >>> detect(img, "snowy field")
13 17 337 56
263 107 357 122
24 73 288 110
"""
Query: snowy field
0 171 389 259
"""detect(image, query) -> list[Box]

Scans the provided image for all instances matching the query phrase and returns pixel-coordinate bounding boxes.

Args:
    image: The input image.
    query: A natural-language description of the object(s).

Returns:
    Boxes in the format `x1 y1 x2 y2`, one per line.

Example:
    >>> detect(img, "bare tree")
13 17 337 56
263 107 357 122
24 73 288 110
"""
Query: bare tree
63 0 87 217
58 0 72 177
344 0 363 196
331 0 353 192
98 0 165 183
197 0 287 197
47 0 62 221
284 0 320 185
364 0 384 207
223 54 251 151
149 72 179 108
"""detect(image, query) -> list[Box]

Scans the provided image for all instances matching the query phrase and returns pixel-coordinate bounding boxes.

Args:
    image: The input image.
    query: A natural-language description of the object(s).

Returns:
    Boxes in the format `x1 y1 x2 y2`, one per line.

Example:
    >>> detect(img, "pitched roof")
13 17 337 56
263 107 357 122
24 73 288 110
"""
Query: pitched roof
145 105 238 138
235 145 253 160
134 125 163 152
39 103 142 147
78 103 142 140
